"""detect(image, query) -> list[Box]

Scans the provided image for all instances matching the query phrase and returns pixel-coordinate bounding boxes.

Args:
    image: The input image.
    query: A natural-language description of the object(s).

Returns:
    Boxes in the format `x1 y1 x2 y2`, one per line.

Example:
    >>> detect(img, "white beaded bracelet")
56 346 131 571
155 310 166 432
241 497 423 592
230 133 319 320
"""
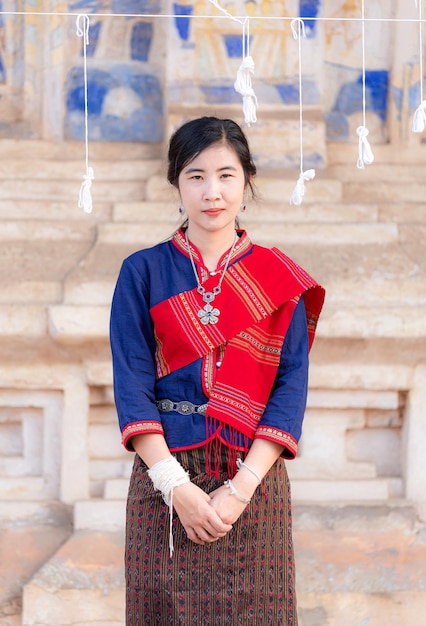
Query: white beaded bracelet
236 458 262 485
224 478 251 504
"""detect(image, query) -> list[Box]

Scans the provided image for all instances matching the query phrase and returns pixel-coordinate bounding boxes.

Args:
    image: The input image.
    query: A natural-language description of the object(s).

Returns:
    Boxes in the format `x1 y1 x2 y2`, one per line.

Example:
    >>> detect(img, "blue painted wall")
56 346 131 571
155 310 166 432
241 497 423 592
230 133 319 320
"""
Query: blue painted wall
65 0 163 142
325 70 389 140
65 66 163 141
299 0 321 36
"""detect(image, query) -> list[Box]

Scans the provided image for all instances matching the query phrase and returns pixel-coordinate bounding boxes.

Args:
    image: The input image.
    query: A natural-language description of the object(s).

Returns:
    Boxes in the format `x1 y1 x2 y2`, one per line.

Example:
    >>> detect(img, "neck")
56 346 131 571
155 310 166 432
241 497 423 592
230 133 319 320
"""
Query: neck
186 226 237 272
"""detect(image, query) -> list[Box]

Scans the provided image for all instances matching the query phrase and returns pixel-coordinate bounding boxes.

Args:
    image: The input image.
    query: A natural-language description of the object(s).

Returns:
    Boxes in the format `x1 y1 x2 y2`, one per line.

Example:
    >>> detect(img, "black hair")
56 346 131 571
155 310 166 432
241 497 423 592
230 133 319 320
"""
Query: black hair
167 116 257 197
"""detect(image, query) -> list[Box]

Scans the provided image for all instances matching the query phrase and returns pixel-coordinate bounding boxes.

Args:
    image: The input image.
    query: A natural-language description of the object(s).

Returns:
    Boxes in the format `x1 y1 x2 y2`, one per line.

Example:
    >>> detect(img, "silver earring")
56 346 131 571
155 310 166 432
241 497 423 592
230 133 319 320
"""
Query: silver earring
240 204 246 213
179 206 185 215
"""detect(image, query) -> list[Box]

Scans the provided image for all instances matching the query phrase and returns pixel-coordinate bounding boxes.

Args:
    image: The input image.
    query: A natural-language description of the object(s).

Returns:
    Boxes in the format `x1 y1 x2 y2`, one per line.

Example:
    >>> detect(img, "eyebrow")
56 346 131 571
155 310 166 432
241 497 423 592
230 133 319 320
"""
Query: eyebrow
184 165 238 174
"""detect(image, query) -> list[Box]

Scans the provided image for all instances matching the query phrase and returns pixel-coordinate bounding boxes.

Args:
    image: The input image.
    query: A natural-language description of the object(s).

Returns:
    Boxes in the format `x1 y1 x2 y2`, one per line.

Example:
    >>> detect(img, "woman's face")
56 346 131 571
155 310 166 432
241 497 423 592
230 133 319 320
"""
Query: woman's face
178 142 247 239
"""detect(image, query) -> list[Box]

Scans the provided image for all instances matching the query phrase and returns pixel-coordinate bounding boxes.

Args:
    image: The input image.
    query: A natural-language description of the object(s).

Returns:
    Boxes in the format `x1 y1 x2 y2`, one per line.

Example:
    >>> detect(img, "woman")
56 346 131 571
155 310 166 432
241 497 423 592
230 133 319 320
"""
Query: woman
110 116 325 625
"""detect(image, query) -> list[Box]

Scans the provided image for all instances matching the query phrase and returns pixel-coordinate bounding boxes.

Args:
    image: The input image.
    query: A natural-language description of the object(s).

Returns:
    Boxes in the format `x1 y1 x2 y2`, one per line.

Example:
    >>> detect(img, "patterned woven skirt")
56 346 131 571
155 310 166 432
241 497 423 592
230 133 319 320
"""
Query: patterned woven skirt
125 446 297 625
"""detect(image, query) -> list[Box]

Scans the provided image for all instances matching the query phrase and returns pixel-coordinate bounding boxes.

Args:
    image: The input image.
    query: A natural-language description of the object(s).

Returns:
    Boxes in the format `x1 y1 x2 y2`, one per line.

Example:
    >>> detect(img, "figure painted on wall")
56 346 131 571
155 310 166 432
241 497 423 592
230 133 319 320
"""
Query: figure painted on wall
170 0 321 109
65 0 164 142
323 0 391 141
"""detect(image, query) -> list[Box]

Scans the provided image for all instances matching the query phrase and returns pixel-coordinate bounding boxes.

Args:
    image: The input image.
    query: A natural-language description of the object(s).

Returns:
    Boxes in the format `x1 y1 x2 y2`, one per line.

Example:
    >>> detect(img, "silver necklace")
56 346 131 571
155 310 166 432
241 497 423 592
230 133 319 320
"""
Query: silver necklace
185 230 238 325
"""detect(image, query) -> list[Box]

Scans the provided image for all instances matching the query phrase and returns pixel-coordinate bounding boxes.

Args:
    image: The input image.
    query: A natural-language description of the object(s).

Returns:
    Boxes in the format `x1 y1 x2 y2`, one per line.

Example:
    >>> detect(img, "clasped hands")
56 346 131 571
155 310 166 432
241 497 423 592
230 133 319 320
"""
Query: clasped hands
172 473 258 546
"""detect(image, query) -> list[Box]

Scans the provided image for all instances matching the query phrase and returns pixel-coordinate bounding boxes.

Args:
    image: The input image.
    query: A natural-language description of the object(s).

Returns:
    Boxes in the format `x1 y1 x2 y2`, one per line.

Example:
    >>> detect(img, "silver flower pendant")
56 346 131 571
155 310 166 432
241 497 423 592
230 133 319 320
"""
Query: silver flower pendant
198 303 220 325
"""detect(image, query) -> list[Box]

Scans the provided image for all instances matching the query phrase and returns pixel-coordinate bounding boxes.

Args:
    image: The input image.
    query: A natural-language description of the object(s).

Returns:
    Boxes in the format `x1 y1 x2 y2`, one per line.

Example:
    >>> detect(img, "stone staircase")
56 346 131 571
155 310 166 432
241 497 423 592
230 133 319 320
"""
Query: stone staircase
1 138 426 625
12 501 426 626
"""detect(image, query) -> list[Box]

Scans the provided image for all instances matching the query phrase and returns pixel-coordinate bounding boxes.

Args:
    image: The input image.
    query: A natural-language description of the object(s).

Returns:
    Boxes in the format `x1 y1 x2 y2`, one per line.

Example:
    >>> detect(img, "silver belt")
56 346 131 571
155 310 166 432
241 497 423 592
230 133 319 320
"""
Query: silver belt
156 399 208 416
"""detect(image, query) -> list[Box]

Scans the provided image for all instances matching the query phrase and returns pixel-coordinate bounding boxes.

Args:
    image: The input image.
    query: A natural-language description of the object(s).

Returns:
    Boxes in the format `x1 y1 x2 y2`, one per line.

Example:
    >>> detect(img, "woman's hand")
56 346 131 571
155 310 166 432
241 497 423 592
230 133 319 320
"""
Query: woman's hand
208 484 249 525
209 439 285 525
172 481 233 545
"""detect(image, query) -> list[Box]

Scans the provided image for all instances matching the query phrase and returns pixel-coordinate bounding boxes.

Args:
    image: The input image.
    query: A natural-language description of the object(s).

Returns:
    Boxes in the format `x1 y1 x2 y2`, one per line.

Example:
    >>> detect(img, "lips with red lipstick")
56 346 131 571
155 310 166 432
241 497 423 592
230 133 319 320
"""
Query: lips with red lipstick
203 208 224 216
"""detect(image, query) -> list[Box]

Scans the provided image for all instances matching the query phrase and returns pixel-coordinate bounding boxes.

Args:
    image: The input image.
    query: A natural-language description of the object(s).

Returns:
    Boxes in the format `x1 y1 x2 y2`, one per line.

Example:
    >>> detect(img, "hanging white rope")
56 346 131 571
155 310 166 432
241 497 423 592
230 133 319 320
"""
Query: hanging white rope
206 0 245 25
0 4 421 180
289 18 315 206
206 2 258 124
356 125 374 167
413 0 426 132
290 169 316 205
356 0 374 169
234 19 258 126
76 14 94 214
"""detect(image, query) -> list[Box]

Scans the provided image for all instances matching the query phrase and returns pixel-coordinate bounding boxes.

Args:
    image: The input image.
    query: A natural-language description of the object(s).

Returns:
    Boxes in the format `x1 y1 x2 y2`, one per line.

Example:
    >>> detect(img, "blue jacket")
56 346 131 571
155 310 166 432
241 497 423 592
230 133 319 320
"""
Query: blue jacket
110 230 309 458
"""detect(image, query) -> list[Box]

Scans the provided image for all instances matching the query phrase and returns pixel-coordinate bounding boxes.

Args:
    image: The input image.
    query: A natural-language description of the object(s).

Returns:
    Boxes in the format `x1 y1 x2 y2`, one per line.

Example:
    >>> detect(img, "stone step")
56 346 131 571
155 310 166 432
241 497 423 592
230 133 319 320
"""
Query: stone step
0 159 162 181
296 524 426 625
293 502 418 531
0 179 146 202
290 478 397 501
0 306 47 337
97 220 400 247
5 300 426 342
74 484 408 533
327 140 426 166
0 500 72 526
70 275 426 308
319 305 426 339
0 139 161 161
0 502 72 626
74 499 126 532
0 477 50 500
0 199 113 221
144 172 343 204
113 200 383 223
20 503 426 626
328 162 426 182
21 530 125 626
46 302 426 342
104 479 129 501
0 281 62 304
0 220 96 241
2 197 425 224
344 180 426 204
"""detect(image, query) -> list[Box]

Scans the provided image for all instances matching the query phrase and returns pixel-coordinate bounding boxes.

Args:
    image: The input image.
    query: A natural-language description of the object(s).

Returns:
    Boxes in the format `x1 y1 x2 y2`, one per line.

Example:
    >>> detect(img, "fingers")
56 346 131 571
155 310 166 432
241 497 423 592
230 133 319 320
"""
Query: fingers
185 512 232 545
187 522 228 545
172 481 234 545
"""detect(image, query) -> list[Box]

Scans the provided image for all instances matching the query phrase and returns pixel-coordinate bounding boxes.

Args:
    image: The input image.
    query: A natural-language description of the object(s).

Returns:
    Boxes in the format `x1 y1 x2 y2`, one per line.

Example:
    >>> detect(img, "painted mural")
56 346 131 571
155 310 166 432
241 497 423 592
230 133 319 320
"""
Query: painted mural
65 0 165 142
0 0 422 144
168 0 322 108
168 0 400 142
0 0 28 134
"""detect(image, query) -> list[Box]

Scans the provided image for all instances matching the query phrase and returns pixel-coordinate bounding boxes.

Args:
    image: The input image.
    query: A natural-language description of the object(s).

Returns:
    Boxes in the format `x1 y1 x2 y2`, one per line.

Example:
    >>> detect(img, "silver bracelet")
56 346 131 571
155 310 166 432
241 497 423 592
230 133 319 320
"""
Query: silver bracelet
224 479 251 504
236 458 262 485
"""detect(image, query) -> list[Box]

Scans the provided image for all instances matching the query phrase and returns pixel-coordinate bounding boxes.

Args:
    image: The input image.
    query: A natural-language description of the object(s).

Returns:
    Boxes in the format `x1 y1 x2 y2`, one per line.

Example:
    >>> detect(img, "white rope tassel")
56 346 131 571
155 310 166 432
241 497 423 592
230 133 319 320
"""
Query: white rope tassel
76 14 95 213
289 19 315 205
356 125 374 169
356 0 374 169
413 100 426 132
290 169 316 206
147 456 190 557
78 166 95 213
234 55 258 126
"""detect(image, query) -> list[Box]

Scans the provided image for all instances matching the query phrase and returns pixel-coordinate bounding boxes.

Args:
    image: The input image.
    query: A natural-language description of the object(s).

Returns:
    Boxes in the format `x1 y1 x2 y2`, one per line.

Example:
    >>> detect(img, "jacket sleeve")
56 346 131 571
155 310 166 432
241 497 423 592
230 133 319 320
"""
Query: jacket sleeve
110 256 164 451
254 297 309 458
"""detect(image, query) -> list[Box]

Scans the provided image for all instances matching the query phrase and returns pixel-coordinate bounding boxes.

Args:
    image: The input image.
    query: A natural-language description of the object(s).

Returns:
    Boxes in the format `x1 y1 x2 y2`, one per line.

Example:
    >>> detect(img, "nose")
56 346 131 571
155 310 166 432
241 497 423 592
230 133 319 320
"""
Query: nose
203 177 221 201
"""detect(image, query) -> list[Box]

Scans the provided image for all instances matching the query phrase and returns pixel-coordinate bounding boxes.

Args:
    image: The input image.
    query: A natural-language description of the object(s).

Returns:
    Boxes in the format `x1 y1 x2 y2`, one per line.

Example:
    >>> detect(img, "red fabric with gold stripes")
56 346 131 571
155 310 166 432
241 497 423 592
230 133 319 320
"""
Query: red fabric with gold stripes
150 245 325 442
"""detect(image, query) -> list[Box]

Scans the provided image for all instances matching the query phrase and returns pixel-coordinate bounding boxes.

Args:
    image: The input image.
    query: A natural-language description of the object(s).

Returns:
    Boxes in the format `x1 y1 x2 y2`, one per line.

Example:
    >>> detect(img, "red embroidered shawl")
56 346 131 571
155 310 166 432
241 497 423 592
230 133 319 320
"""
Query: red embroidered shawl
150 244 325 442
